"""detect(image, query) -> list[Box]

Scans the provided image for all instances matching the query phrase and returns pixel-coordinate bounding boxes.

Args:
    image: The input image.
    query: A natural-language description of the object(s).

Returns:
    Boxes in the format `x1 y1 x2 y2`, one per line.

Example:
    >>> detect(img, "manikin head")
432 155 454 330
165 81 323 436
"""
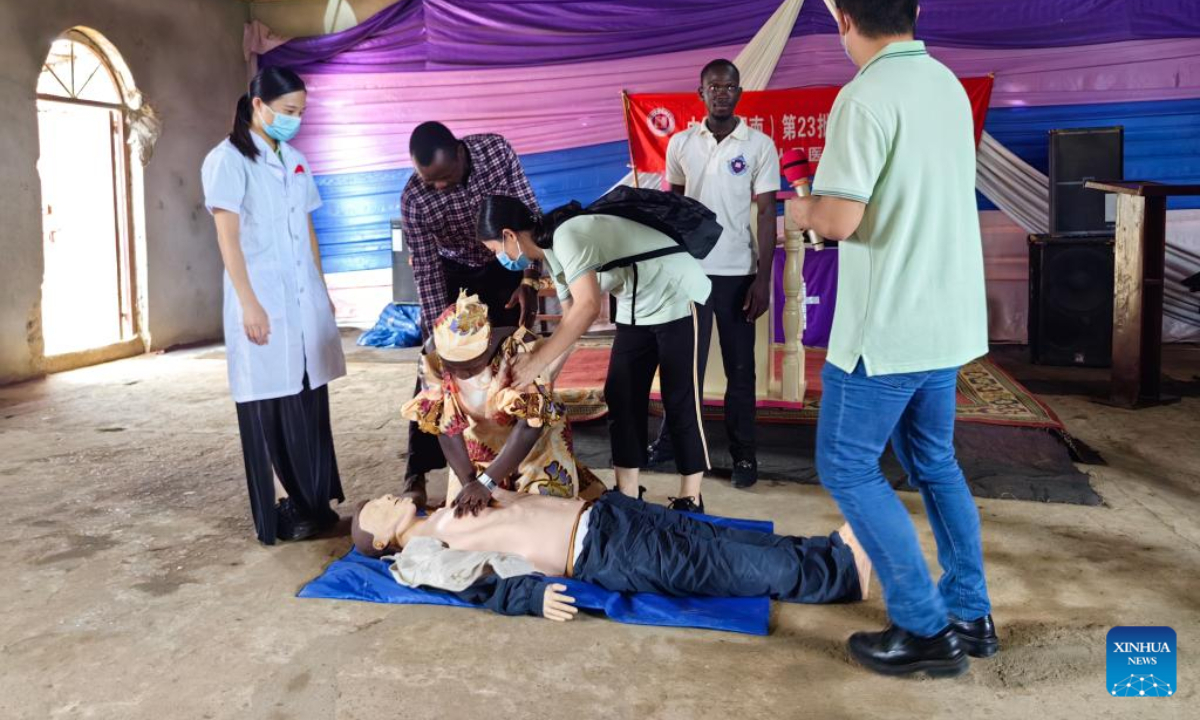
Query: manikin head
411 121 467 191
351 495 422 558
831 0 919 67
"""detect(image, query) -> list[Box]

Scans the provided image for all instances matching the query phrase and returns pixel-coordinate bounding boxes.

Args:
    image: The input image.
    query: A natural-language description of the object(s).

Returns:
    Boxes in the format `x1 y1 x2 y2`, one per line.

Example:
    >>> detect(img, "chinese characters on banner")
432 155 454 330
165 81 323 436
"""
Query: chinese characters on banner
624 77 995 174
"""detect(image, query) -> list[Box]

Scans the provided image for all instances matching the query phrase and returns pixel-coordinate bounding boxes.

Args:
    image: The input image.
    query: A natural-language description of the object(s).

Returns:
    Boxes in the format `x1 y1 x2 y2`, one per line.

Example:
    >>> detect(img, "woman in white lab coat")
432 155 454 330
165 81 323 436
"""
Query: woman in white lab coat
201 67 346 544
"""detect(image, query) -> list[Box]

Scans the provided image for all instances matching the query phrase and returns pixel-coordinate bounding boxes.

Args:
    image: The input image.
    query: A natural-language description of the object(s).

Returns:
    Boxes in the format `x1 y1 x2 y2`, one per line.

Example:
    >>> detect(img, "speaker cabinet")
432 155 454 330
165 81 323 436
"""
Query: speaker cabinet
1049 127 1123 235
390 219 418 304
1029 235 1114 367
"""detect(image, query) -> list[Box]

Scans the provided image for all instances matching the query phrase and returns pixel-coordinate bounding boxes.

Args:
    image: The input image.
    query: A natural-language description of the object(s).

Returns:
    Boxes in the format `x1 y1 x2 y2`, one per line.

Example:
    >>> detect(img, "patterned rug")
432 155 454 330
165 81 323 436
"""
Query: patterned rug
555 342 1067 434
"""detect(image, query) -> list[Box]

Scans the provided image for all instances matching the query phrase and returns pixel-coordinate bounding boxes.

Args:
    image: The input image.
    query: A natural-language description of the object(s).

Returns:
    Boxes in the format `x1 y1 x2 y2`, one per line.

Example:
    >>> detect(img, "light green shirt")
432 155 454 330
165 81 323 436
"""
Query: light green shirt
543 214 712 325
812 40 988 376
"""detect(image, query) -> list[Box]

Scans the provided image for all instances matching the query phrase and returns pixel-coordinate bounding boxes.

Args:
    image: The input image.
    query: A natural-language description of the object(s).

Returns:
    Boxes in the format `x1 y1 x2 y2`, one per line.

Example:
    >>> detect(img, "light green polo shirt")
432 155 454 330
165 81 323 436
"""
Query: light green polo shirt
813 40 988 376
543 214 712 325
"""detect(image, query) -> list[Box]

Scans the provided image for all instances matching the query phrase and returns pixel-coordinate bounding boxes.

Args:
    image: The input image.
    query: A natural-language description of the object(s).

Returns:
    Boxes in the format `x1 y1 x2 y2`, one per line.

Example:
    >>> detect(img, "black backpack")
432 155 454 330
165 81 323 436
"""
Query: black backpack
557 187 723 325
584 186 722 272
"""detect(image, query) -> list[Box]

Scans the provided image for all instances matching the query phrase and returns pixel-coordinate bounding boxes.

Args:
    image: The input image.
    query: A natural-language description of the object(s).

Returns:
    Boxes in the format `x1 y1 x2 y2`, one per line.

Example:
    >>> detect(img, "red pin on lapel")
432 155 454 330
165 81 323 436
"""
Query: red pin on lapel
295 164 306 174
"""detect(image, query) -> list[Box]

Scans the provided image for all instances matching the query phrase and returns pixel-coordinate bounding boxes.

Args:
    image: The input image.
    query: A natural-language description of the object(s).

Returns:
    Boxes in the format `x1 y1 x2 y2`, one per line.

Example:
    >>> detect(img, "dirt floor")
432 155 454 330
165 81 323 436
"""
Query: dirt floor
0 336 1197 720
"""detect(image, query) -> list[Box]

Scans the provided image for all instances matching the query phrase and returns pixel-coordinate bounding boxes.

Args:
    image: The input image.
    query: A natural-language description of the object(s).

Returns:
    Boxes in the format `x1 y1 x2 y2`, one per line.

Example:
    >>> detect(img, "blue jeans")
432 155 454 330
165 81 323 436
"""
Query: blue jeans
816 361 992 636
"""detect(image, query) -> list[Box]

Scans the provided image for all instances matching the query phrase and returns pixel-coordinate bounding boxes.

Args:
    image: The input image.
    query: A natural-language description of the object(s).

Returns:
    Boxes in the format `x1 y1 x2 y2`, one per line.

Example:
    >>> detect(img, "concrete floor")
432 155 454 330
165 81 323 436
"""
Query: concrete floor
1 337 1197 720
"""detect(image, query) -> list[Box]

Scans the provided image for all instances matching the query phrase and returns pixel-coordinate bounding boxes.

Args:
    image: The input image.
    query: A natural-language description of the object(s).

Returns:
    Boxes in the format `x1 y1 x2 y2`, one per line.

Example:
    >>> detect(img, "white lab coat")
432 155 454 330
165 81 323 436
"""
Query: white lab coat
201 133 345 403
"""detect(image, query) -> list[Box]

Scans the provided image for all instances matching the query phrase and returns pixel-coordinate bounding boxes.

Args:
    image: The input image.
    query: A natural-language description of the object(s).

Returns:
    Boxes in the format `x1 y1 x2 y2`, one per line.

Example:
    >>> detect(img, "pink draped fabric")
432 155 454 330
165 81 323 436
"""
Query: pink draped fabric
244 20 292 79
291 35 1200 174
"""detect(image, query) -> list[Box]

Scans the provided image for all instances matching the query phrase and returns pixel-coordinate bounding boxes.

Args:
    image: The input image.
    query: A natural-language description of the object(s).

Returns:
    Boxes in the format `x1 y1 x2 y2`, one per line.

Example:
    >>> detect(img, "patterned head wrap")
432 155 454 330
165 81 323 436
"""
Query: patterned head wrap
432 291 491 364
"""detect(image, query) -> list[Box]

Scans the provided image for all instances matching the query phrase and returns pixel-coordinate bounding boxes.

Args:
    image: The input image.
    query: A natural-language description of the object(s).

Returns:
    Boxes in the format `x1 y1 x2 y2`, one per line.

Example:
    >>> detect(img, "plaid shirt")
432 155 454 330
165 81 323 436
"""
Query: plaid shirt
401 134 541 334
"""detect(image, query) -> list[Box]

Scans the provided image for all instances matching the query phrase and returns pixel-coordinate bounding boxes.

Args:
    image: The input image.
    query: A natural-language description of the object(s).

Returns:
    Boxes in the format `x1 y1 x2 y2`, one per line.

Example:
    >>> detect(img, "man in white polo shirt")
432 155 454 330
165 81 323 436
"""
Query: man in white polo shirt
788 0 996 678
648 59 780 499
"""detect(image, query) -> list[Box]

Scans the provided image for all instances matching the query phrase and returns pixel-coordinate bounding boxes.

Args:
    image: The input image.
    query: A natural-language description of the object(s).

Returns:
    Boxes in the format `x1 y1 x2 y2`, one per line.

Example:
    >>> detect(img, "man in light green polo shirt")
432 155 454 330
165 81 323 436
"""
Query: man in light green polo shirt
788 0 995 679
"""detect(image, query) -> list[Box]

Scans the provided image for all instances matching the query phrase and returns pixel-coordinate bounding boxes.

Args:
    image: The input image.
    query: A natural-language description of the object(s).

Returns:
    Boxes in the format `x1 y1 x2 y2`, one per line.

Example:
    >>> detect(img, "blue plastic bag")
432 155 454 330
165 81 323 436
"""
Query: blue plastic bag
356 303 422 348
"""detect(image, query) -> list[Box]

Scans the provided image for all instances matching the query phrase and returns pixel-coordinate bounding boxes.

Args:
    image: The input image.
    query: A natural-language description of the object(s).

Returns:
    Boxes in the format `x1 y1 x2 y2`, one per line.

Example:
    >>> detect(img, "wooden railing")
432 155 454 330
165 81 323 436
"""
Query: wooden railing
701 197 811 405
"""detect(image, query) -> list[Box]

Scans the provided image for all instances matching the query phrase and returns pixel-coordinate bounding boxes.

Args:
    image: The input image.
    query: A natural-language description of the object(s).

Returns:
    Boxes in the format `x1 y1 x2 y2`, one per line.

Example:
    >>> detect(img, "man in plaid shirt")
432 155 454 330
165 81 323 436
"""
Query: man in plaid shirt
399 121 542 506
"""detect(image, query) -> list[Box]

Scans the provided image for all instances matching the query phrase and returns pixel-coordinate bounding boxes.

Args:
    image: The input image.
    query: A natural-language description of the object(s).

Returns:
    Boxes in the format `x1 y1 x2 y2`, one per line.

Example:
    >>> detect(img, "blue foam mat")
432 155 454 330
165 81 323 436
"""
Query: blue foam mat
298 513 774 635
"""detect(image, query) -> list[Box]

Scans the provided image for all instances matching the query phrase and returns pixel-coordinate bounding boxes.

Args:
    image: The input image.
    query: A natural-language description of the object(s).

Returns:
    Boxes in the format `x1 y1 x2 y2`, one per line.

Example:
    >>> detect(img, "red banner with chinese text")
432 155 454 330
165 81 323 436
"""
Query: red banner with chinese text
624 76 994 174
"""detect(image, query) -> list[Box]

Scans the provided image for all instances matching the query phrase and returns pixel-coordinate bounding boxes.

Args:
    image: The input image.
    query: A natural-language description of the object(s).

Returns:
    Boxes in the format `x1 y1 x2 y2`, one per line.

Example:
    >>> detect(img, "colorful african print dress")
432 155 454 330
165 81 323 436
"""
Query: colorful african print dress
401 335 603 499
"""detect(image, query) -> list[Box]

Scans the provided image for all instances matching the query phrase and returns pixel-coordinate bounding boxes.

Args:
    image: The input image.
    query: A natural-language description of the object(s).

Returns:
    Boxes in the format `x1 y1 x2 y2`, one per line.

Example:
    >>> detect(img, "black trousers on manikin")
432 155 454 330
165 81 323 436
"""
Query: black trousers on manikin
606 309 710 476
575 491 860 603
235 375 343 545
405 258 523 481
654 274 757 463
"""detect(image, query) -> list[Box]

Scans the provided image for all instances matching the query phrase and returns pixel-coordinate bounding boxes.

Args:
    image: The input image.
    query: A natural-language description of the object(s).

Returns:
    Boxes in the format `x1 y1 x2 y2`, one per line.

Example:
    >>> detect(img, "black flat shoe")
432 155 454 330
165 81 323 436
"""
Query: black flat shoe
646 440 675 467
731 460 758 489
847 624 969 678
275 498 321 542
667 495 705 514
949 614 1000 658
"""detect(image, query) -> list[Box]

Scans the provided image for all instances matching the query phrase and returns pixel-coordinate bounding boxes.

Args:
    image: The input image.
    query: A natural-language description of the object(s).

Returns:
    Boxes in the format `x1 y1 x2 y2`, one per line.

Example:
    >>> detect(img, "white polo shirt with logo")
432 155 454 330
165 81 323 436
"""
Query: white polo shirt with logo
666 118 781 276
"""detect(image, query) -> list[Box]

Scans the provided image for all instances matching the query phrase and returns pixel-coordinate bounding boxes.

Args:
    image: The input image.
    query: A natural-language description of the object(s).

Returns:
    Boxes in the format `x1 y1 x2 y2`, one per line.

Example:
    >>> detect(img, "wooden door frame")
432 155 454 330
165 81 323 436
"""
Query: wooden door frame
36 30 145 370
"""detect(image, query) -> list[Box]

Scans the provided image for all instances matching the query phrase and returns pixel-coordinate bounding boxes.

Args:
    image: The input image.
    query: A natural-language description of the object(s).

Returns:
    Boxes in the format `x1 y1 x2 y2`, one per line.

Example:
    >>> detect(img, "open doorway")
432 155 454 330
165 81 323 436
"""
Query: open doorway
36 29 143 365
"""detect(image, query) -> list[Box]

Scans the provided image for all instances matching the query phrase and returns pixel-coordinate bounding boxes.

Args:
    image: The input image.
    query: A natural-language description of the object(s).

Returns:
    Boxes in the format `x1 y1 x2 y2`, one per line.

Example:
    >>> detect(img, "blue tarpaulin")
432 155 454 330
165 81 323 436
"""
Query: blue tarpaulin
298 513 775 635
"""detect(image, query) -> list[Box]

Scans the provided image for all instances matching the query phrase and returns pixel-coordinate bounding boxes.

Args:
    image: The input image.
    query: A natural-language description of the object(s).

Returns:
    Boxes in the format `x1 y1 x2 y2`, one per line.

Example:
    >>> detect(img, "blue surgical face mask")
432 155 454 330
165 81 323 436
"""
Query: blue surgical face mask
260 105 302 143
496 235 531 272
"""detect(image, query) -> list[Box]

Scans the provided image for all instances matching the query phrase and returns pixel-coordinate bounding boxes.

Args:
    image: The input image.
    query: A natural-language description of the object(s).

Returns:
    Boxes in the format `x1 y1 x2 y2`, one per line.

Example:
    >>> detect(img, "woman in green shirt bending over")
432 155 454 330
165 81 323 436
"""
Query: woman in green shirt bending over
476 195 713 512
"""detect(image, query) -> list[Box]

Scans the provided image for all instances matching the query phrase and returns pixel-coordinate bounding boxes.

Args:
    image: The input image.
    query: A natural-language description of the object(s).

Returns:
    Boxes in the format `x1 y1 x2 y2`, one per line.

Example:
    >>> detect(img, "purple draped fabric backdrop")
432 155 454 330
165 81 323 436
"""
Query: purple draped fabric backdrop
774 247 839 348
259 1 425 73
261 0 1200 73
285 35 1200 173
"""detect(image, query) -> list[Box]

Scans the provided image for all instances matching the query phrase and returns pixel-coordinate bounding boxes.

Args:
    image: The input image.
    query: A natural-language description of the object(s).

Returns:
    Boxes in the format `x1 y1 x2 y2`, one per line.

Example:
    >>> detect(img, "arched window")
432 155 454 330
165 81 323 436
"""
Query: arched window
36 28 145 365
38 32 125 105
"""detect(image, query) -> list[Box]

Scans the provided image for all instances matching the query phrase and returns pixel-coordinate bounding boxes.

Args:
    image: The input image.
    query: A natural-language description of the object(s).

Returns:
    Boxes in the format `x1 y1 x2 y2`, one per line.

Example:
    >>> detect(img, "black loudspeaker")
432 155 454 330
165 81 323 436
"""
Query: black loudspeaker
1049 127 1123 235
390 219 418 304
1029 235 1115 367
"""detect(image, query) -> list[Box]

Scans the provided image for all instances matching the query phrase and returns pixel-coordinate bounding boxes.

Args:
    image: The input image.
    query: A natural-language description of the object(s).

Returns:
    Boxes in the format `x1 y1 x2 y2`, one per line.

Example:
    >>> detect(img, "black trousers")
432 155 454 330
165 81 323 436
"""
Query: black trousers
655 274 757 462
575 492 860 603
406 258 523 480
235 376 343 545
606 309 710 476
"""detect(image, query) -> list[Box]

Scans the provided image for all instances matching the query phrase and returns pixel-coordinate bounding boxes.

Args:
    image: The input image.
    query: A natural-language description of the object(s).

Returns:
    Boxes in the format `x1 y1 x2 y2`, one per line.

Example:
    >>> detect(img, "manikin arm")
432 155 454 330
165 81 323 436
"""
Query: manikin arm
451 574 551 616
450 576 577 621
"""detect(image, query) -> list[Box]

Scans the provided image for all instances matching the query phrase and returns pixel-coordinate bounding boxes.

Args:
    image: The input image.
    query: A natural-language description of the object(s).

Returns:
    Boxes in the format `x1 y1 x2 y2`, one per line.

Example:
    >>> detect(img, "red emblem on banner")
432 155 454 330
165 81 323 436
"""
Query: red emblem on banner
646 107 676 137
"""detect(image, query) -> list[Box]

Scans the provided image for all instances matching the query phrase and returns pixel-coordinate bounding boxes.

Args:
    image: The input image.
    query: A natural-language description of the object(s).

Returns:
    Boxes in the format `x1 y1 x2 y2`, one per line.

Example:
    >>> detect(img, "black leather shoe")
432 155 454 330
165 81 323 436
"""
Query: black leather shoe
847 624 969 678
667 495 705 514
731 460 758 489
949 614 1000 658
